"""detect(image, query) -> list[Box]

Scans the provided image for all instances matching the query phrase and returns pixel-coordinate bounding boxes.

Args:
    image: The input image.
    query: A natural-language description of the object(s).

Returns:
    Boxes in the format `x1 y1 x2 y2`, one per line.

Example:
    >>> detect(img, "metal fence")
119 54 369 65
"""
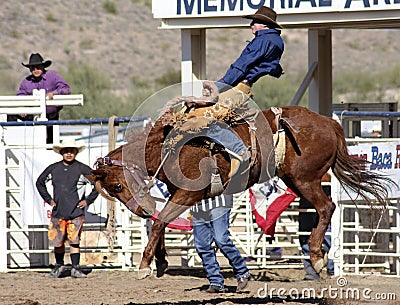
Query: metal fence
1 116 399 277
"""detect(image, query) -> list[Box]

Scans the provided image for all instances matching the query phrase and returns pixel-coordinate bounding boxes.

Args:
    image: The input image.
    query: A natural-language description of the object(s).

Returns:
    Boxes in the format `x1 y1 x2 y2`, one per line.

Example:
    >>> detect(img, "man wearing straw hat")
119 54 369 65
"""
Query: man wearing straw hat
36 139 99 278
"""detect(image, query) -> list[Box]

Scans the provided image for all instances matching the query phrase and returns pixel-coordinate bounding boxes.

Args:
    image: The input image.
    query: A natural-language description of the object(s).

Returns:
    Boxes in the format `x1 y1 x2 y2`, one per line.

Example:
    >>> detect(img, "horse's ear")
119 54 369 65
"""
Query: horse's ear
322 172 331 183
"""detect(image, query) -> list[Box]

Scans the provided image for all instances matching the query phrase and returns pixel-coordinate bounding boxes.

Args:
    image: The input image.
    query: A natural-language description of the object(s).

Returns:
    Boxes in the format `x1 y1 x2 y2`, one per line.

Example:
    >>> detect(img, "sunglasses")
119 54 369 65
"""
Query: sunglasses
29 65 44 71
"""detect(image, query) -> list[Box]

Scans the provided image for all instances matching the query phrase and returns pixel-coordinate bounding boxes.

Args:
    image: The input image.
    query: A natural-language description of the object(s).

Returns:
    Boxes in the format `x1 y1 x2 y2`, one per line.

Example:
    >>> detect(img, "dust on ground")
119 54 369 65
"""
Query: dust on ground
1 267 399 305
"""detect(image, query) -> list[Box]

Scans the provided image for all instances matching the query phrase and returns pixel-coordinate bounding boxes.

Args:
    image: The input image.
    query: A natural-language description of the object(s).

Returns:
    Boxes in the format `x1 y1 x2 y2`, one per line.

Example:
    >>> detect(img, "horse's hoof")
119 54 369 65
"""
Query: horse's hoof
314 259 324 274
323 252 328 266
156 261 168 278
137 268 152 280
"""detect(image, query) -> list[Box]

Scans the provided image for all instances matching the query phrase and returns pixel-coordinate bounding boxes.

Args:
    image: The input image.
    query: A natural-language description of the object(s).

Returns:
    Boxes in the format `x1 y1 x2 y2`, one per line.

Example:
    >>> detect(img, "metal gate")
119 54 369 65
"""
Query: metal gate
1 122 399 277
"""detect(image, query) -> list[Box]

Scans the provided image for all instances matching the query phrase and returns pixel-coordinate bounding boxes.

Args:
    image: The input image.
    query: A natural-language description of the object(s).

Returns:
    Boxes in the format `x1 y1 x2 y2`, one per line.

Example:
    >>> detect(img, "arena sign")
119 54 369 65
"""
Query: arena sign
153 0 400 19
338 140 400 200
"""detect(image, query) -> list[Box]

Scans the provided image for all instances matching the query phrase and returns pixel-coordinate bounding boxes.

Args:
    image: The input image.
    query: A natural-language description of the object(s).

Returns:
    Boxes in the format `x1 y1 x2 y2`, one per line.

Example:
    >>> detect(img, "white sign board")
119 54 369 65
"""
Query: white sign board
337 140 400 201
153 0 400 19
18 146 109 226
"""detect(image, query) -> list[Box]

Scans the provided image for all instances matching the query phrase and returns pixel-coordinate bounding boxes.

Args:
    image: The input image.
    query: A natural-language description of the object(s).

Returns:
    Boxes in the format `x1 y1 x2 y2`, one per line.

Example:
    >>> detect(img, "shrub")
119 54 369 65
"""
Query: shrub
154 69 181 89
252 71 307 109
45 13 57 22
103 0 118 14
59 62 149 119
0 70 18 94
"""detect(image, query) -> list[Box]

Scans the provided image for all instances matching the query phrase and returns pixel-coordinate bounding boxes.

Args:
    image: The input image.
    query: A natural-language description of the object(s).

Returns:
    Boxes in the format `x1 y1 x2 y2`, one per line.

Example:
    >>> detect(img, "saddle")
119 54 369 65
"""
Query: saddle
161 81 258 163
160 82 288 196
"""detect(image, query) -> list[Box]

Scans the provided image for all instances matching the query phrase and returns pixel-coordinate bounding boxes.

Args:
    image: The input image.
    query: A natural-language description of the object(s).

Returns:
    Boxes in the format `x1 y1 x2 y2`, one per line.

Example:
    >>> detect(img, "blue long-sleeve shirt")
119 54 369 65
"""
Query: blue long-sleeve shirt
218 29 284 86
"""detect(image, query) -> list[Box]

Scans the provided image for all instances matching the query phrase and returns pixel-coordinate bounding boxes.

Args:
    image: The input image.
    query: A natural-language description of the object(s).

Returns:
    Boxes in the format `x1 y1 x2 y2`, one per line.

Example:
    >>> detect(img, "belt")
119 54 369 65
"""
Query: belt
241 79 253 87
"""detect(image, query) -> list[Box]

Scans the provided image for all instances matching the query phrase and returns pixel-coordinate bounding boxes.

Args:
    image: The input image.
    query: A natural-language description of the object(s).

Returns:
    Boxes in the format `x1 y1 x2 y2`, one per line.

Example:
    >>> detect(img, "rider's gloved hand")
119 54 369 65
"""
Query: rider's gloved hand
215 81 230 93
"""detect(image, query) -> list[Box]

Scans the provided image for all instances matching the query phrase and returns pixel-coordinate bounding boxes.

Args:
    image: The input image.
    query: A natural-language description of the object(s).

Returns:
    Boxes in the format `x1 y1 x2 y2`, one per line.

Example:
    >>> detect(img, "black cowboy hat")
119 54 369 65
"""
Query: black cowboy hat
22 53 52 68
243 6 282 29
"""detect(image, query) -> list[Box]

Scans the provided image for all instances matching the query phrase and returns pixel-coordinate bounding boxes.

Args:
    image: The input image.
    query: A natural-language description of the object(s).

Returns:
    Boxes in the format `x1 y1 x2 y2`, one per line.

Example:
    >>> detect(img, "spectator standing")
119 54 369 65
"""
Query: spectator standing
36 139 98 278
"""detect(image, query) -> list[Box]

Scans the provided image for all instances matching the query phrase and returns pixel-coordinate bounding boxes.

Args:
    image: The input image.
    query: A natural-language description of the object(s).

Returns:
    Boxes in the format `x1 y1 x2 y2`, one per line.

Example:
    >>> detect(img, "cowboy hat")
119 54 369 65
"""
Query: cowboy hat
243 6 282 29
22 53 52 68
53 139 86 154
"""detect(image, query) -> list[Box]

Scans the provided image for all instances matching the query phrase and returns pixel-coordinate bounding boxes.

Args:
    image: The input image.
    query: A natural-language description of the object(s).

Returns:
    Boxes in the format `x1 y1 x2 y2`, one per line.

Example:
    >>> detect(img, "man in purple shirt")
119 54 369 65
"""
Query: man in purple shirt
9 53 71 122
11 53 71 143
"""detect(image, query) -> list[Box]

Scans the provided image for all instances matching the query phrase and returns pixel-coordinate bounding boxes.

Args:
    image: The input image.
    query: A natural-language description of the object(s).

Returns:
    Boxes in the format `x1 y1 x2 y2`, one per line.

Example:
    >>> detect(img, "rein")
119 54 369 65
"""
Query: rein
95 153 170 212
95 157 154 210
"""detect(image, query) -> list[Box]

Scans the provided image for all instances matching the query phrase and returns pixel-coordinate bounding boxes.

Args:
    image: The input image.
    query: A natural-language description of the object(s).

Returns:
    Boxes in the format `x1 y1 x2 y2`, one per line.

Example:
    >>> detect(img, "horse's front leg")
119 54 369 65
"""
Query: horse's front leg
137 219 167 279
137 196 193 279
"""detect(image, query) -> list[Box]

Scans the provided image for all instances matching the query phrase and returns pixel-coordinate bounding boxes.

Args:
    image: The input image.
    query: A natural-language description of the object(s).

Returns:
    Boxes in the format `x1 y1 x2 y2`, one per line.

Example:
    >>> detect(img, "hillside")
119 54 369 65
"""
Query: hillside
1 1 400 100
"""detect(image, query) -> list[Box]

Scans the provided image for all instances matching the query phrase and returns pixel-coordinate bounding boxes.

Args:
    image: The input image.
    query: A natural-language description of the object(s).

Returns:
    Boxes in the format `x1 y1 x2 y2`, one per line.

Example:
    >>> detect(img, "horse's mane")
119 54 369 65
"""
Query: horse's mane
116 118 167 172
124 120 154 144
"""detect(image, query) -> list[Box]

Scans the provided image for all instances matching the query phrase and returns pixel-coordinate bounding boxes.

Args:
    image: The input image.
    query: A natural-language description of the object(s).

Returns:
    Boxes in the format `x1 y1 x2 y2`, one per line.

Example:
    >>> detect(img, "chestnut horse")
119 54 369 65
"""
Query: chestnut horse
88 106 393 279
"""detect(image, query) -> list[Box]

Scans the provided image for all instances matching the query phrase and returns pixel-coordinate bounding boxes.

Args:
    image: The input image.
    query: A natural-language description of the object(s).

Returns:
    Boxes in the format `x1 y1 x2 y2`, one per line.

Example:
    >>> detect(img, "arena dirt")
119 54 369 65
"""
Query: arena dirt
1 267 399 305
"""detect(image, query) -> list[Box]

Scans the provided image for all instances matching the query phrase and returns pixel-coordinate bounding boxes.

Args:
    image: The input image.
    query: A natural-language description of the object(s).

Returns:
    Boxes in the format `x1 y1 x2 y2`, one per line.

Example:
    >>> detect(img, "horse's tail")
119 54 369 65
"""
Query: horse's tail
331 119 395 206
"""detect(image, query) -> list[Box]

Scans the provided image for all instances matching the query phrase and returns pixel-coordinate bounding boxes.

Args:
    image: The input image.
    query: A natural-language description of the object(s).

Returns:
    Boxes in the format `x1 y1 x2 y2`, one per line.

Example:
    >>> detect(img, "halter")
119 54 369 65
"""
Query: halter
95 157 154 212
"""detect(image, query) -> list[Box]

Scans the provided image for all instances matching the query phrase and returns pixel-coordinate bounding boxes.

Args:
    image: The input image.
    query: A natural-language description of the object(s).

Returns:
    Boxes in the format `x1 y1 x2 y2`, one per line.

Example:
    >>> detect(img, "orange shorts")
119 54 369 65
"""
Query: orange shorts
48 216 85 247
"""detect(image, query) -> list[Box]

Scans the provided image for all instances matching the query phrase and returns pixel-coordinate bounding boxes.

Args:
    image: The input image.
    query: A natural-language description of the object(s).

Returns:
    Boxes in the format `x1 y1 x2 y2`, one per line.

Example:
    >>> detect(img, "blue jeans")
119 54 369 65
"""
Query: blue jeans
192 206 249 288
206 124 247 158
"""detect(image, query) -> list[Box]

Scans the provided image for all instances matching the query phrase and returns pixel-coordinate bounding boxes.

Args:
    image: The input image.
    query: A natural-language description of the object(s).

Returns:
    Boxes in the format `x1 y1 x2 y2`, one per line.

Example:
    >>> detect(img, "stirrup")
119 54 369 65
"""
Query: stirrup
228 158 241 178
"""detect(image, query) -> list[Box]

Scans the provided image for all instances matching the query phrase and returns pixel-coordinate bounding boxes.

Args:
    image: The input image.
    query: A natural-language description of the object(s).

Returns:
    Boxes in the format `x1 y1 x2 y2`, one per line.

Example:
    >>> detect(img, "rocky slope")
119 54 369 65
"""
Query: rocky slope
1 0 400 93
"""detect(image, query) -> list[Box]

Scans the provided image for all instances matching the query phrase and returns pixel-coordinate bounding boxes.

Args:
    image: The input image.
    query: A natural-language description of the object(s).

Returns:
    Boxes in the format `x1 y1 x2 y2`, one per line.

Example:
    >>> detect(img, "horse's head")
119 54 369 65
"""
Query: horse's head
87 154 156 219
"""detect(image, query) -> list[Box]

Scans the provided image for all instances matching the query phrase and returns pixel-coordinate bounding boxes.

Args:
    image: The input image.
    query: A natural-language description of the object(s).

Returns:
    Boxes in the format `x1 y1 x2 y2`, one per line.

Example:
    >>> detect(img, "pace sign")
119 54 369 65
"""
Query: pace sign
152 0 400 19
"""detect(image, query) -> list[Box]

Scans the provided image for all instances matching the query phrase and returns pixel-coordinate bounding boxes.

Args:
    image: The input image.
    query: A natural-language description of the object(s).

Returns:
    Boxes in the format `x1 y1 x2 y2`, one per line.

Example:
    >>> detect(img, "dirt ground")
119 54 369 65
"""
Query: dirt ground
1 267 399 305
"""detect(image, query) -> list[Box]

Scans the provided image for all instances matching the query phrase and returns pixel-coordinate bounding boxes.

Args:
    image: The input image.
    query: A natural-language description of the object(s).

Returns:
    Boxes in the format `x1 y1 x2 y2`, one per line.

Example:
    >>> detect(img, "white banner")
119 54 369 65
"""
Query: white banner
153 0 400 19
338 140 400 201
18 146 109 226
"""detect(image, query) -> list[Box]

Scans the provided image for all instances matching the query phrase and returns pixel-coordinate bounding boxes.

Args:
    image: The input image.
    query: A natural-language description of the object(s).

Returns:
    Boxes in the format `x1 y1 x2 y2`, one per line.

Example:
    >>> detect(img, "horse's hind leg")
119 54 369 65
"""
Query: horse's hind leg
155 228 168 277
297 181 336 274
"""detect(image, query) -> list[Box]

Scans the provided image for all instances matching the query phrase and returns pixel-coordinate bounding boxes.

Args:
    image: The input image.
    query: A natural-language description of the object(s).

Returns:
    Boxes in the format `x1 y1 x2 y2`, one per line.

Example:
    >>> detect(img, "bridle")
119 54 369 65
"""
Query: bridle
94 156 155 212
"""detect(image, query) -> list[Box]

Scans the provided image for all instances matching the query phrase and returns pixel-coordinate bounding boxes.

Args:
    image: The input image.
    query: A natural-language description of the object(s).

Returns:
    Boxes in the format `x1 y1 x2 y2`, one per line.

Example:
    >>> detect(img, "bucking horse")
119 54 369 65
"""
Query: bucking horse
88 100 394 279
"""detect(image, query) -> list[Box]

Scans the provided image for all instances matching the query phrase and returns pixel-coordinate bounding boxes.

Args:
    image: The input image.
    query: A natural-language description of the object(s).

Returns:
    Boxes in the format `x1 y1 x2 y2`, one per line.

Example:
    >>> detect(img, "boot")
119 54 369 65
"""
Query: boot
228 151 250 178
303 265 320 280
205 285 228 293
71 265 87 278
48 264 66 278
236 274 251 292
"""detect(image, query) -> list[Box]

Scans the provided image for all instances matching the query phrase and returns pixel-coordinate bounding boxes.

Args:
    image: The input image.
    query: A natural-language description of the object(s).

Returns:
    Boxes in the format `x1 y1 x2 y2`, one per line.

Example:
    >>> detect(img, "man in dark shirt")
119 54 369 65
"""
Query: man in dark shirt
218 6 284 87
191 6 284 177
36 139 98 278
